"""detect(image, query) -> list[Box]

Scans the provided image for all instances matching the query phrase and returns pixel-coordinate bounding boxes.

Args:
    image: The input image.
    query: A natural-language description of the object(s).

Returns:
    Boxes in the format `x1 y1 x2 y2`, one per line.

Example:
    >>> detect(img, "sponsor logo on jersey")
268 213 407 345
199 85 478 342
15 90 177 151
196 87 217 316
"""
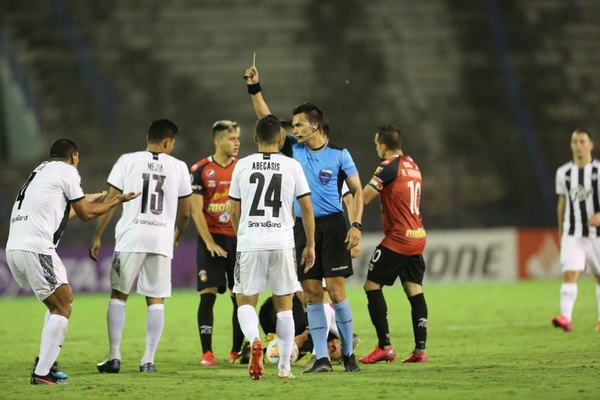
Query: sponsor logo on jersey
207 203 231 212
247 220 282 228
212 191 229 201
207 180 216 188
570 185 592 202
11 214 28 223
405 229 427 238
206 169 216 178
218 212 231 223
403 161 413 168
319 169 332 184
133 218 168 228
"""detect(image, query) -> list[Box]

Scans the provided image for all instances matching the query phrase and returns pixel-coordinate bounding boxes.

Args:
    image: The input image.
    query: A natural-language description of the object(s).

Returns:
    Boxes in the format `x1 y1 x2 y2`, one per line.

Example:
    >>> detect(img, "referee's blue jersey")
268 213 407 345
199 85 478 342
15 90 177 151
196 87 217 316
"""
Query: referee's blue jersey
287 136 358 218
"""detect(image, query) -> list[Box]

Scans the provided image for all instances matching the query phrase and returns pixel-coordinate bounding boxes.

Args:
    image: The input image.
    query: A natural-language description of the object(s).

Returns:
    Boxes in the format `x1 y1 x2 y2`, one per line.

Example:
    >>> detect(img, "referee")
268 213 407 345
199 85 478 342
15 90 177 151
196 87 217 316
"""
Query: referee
243 66 363 373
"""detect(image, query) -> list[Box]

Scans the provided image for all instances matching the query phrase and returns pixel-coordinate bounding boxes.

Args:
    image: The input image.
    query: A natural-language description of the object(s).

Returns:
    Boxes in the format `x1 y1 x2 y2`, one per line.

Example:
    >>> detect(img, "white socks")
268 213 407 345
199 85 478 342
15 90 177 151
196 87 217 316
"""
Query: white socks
140 304 164 366
324 303 340 338
108 299 126 360
560 283 578 321
35 314 68 376
596 284 600 322
39 310 51 356
276 310 295 368
237 304 260 343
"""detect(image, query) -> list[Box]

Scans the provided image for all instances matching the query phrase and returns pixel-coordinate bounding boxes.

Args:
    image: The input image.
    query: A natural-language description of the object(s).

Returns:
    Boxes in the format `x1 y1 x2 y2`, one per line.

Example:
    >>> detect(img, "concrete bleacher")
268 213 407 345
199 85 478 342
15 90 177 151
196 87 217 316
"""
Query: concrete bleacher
1 0 600 245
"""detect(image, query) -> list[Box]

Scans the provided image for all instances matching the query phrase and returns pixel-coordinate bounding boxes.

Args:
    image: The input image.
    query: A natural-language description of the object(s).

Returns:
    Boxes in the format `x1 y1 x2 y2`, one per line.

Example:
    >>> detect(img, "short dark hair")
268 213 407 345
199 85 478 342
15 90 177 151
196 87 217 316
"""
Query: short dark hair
322 121 330 136
292 103 323 127
573 128 593 140
256 115 282 145
280 119 293 130
376 124 402 150
212 120 239 137
148 118 178 143
49 138 79 159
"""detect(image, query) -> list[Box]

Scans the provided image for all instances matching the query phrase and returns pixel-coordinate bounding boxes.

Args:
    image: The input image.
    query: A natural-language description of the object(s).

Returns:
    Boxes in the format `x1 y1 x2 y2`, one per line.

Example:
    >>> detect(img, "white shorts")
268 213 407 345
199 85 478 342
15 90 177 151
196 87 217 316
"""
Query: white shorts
233 248 299 296
560 236 600 274
110 252 172 298
6 249 68 301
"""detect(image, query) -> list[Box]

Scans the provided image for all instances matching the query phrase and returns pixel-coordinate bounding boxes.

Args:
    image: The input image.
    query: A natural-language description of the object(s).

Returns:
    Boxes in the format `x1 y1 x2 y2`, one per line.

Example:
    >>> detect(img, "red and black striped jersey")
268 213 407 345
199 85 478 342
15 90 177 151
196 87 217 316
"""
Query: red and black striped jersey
368 154 426 255
190 156 237 237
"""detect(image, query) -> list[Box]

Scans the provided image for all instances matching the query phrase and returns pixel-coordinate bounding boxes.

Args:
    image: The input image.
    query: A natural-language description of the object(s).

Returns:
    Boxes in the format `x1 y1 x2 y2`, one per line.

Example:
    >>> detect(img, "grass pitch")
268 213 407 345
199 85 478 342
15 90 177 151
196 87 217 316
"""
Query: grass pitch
1 279 599 399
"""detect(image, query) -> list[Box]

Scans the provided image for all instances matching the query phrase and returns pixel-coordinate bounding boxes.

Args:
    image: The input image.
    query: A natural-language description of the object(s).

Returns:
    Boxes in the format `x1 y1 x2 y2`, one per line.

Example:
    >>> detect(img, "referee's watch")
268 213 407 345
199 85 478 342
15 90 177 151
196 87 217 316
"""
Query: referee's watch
351 222 362 231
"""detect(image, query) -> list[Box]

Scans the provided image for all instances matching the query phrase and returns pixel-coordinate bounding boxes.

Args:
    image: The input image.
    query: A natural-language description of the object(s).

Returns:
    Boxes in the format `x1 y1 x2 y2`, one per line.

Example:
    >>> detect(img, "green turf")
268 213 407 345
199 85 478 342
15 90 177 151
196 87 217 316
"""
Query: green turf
1 279 599 399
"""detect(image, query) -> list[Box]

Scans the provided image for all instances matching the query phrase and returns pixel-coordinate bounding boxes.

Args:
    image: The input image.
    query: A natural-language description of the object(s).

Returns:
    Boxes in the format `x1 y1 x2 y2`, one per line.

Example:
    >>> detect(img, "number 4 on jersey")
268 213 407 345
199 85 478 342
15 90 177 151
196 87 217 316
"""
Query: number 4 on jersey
249 172 282 217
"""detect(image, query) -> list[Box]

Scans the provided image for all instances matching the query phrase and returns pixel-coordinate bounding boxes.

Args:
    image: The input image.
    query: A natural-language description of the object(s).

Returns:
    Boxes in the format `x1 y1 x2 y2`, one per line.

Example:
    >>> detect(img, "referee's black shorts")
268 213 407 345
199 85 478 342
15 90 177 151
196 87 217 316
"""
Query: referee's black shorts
294 212 353 281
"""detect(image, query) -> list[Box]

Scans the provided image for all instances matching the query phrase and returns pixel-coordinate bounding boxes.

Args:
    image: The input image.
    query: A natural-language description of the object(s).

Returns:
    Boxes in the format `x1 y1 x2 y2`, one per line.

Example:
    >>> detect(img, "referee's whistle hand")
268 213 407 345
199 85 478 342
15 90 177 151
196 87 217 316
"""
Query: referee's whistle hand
345 229 361 250
301 246 316 273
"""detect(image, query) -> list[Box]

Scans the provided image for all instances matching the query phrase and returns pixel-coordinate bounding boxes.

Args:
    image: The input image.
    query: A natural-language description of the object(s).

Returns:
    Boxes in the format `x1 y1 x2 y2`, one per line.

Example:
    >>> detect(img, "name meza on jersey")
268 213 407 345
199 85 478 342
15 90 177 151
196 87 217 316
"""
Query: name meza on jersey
556 159 600 237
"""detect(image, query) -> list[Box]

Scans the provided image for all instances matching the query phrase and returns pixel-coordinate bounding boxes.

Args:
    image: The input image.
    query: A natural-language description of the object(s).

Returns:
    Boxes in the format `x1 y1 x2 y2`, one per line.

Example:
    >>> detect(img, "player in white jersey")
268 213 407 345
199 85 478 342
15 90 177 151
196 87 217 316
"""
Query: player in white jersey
229 115 316 380
5 138 139 385
552 129 600 332
88 119 192 373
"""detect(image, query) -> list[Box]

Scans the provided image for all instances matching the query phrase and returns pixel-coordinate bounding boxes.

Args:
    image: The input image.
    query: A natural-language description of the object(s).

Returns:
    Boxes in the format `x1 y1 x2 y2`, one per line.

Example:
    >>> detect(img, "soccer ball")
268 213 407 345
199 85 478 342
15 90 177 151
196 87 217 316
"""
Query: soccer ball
265 336 299 365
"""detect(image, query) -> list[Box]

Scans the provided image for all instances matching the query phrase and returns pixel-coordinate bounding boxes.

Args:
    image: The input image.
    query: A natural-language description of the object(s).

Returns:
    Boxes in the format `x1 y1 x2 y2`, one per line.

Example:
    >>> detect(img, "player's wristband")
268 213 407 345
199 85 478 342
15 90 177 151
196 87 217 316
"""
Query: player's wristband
247 82 262 95
351 222 362 231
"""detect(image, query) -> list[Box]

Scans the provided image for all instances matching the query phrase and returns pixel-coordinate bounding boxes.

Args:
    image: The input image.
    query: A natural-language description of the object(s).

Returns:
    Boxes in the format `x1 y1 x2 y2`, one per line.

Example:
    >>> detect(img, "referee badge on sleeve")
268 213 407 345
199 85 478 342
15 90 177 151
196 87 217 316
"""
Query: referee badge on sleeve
319 169 332 185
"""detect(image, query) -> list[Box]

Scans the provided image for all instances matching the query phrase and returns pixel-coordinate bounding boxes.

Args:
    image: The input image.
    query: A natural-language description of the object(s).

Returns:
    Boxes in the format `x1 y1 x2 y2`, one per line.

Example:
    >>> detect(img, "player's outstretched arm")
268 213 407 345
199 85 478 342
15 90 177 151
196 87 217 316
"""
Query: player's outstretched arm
298 196 316 272
244 66 271 118
174 195 192 249
68 191 107 219
344 174 363 250
191 194 227 257
73 187 138 222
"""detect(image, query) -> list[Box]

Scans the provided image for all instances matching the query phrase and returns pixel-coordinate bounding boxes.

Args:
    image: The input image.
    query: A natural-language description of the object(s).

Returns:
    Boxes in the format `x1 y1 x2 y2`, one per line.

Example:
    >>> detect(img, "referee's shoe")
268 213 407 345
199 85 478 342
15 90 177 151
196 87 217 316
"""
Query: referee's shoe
302 357 332 373
343 353 360 372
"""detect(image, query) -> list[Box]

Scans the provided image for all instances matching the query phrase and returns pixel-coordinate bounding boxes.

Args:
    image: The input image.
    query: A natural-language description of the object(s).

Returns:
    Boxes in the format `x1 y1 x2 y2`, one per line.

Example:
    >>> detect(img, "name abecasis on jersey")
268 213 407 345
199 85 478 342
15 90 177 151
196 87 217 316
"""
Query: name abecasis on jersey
252 161 280 171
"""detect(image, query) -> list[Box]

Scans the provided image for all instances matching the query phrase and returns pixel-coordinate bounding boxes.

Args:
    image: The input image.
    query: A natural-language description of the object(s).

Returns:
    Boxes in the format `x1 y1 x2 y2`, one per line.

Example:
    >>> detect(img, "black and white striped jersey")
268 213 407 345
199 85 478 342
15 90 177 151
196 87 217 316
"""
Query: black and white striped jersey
556 159 600 237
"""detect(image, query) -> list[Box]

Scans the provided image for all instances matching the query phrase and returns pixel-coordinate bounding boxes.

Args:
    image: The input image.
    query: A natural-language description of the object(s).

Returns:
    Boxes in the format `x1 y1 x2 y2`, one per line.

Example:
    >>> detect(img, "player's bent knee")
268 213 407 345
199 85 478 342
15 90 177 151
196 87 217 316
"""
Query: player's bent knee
363 280 381 291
